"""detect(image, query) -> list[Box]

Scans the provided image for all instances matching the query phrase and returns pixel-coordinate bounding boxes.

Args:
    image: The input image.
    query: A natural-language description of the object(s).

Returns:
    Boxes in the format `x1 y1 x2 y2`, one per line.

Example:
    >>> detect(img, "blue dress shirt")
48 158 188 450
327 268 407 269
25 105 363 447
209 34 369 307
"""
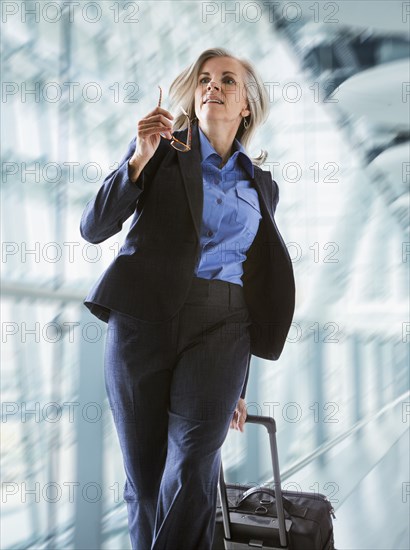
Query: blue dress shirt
194 126 262 286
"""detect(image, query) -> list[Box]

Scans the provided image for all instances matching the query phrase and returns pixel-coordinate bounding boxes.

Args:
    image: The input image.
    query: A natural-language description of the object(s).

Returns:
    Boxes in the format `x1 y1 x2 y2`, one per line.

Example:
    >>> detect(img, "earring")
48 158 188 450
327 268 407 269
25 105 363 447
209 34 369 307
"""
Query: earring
243 117 249 129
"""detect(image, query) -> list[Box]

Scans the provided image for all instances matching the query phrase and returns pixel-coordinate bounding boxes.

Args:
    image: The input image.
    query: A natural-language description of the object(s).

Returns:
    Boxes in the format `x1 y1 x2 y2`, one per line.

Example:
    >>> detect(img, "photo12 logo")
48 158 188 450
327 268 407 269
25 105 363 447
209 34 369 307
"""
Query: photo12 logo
1 2 141 24
2 81 141 104
201 2 341 24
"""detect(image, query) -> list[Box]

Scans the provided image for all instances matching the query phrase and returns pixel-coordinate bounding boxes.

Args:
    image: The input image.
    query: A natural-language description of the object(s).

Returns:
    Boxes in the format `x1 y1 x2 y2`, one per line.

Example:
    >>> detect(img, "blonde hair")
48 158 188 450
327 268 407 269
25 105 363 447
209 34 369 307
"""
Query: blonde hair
168 47 270 165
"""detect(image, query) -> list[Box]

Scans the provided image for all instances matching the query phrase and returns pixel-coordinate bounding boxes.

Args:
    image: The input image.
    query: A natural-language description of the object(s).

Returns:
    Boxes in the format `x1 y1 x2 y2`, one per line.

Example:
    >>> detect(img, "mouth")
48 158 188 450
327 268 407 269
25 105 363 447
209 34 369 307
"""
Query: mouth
203 97 224 105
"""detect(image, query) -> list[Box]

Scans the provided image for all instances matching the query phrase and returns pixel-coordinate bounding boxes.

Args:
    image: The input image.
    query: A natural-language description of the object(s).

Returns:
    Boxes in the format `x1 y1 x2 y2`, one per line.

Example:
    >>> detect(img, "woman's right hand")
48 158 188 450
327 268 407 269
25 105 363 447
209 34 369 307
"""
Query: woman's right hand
132 106 174 163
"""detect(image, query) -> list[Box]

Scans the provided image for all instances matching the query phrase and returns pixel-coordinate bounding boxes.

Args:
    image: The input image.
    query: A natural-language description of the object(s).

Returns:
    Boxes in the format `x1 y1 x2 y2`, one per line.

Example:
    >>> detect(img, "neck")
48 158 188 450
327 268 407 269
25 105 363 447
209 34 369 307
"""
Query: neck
198 120 240 166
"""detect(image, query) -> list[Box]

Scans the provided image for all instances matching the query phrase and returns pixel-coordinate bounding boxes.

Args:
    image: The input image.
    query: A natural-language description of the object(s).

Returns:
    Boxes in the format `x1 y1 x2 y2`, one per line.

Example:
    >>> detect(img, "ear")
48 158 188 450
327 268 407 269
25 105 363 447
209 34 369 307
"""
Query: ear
241 105 251 118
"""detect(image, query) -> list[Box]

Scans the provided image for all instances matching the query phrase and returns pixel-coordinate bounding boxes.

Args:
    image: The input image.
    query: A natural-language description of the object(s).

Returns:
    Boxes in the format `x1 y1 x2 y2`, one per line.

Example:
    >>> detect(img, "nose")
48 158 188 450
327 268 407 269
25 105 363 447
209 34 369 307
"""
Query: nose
206 80 220 91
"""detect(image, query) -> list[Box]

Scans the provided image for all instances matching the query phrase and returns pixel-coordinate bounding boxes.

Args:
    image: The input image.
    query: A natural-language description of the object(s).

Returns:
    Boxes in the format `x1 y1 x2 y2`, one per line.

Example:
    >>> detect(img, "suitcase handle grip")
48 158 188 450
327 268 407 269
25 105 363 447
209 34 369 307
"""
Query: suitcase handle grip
245 414 277 432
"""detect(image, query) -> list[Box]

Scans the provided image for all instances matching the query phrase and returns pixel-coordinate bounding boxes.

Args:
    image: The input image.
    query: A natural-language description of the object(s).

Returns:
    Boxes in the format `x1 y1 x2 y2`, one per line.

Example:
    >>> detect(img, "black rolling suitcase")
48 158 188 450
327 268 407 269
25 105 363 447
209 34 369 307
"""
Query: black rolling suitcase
213 415 336 550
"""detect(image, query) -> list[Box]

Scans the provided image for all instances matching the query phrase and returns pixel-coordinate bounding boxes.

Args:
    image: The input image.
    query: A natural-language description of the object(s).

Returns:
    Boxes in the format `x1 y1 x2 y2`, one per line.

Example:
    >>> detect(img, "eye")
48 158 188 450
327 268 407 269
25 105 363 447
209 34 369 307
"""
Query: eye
223 77 236 85
199 77 210 84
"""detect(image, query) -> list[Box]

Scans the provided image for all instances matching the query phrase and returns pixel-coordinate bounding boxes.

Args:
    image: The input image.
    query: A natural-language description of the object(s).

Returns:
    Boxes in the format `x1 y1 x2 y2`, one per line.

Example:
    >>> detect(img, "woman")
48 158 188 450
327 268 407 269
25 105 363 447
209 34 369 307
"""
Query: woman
80 47 295 550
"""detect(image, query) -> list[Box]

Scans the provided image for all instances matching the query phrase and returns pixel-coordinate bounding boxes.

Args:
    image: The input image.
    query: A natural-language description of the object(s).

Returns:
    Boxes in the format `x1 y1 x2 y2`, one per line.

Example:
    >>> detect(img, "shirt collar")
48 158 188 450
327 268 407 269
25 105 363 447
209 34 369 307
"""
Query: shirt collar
198 125 254 179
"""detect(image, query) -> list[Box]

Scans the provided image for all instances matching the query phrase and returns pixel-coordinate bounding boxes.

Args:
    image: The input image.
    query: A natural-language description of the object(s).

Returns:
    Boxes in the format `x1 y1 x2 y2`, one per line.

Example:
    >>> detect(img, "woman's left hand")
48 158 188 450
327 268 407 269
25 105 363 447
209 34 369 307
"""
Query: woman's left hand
230 398 247 432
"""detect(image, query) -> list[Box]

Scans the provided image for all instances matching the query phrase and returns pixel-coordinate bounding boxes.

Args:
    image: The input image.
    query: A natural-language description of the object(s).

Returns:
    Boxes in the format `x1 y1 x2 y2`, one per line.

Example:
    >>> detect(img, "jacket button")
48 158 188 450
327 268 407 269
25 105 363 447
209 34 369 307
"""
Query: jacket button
207 230 213 237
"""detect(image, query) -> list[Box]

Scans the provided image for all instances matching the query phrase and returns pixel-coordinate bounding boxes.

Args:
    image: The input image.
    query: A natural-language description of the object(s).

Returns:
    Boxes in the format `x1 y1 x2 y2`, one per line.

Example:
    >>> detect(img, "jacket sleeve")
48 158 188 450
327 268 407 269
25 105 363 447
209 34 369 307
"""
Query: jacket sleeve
273 179 279 214
79 136 147 244
239 353 251 400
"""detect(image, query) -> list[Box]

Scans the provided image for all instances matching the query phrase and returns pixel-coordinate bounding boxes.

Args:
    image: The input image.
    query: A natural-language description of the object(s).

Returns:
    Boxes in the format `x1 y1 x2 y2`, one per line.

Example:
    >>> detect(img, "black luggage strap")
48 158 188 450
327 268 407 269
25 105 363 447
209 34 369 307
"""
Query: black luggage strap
235 487 308 518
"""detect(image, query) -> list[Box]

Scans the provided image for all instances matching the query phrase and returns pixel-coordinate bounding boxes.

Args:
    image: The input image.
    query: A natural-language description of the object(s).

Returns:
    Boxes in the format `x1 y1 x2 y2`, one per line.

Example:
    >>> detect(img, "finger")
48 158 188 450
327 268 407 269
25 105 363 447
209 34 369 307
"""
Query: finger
138 126 169 136
139 120 173 138
237 410 246 432
234 410 240 431
138 126 172 139
140 113 174 127
142 106 174 121
231 411 239 430
138 119 173 133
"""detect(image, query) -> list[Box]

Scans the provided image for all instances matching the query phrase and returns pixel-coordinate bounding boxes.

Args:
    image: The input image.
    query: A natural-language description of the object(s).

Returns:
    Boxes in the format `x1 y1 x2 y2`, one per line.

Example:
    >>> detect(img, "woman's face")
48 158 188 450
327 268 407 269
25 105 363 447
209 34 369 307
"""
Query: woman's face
194 56 250 130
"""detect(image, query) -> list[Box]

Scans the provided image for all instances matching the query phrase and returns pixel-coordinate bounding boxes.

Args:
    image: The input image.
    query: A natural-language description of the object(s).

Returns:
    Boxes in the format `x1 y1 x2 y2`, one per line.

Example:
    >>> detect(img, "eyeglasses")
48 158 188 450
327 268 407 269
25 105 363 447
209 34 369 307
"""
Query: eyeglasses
158 85 192 152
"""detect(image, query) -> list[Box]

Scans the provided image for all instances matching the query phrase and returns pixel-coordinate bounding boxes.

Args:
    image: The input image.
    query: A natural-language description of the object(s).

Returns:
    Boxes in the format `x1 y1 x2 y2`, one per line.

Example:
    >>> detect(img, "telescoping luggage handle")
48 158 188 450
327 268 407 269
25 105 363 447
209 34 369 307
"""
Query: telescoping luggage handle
218 414 288 548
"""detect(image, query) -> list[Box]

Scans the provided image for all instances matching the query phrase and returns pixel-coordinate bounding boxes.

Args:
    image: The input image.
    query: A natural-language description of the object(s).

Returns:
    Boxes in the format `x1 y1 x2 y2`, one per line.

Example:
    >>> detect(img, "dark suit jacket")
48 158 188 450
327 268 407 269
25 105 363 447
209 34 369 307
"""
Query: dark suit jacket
80 121 295 398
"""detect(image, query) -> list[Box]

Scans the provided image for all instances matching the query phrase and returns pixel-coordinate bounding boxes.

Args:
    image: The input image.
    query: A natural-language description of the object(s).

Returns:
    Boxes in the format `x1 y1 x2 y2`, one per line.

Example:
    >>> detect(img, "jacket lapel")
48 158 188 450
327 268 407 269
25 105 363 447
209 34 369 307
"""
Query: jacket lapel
253 167 274 226
174 121 275 242
175 122 203 240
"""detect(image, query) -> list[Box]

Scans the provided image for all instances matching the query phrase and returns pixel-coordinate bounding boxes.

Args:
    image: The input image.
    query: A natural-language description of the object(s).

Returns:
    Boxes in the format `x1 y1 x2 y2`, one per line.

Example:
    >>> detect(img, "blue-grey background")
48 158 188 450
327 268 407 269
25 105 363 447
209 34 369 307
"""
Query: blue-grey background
1 1 409 548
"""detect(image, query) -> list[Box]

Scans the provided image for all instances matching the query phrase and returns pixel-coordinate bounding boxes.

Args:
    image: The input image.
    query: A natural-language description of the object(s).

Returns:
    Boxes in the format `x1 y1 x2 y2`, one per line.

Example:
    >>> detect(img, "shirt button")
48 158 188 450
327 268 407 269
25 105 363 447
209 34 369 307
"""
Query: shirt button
216 198 222 204
207 230 213 237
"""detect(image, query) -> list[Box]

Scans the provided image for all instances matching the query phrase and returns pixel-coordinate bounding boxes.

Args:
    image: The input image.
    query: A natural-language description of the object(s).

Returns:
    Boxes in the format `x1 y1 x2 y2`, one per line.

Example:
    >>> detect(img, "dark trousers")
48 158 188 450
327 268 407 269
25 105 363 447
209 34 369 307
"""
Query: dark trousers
104 276 251 550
